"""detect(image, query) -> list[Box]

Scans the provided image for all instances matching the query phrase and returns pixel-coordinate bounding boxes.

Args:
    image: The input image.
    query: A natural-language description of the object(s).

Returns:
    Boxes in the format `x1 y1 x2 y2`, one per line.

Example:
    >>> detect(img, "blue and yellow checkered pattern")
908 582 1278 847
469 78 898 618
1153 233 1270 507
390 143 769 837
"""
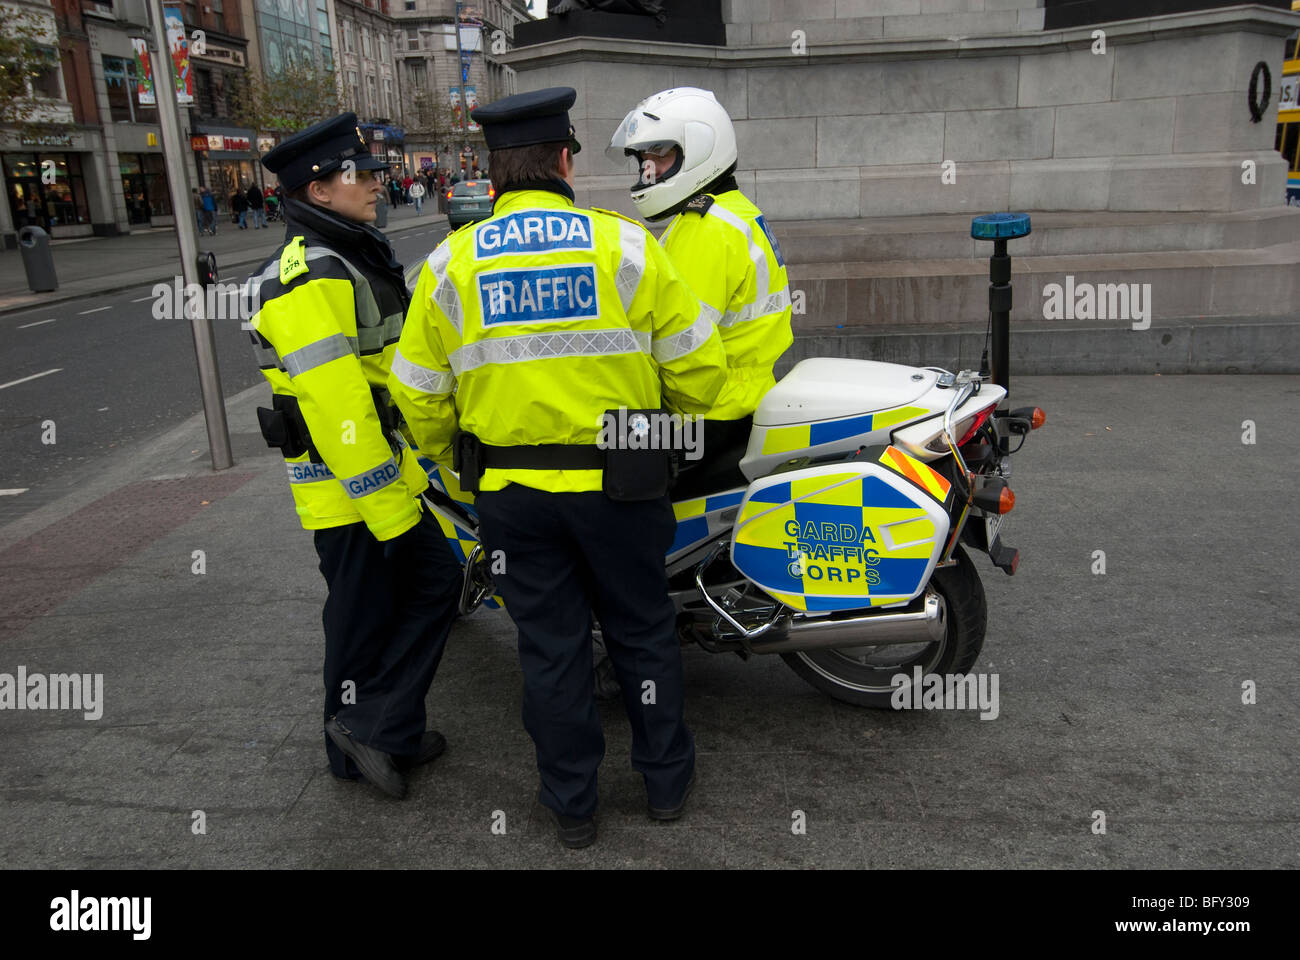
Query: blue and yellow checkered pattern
732 468 946 612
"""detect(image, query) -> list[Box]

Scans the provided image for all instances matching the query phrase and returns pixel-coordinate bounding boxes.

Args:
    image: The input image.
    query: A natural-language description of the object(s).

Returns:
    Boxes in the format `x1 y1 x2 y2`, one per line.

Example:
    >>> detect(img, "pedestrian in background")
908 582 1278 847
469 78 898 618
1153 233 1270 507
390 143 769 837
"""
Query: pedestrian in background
231 188 249 229
409 177 425 214
191 188 205 232
200 186 218 235
246 182 267 229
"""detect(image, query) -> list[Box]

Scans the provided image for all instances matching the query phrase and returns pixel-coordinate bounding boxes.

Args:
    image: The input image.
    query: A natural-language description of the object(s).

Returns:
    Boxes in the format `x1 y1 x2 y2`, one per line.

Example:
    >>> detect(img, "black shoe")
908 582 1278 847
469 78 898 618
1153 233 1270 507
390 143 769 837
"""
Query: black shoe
549 809 596 849
648 773 695 821
324 717 406 799
393 730 447 770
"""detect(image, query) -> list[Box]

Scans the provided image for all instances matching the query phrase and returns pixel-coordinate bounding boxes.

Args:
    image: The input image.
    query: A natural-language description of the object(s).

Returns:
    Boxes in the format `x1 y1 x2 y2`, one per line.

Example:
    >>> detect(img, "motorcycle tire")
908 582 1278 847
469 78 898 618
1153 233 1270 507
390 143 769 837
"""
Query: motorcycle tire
780 546 987 708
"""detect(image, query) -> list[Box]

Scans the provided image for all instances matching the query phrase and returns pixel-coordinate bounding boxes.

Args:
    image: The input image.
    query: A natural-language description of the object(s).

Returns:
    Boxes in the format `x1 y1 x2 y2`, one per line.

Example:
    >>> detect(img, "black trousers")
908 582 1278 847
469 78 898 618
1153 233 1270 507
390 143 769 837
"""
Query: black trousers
313 505 461 778
475 485 695 819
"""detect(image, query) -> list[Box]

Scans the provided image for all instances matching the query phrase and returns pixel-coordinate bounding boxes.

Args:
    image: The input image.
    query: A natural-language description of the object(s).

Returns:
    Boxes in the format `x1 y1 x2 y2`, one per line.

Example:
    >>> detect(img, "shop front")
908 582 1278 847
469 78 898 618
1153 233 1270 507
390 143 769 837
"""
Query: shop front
2 132 95 239
192 125 260 215
118 153 172 225
361 124 406 177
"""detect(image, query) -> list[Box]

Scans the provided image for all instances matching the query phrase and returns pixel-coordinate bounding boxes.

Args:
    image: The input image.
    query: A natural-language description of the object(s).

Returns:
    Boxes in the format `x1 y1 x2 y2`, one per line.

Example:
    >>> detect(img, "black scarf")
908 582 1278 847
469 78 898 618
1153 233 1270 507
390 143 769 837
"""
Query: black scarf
275 197 411 322
282 197 407 300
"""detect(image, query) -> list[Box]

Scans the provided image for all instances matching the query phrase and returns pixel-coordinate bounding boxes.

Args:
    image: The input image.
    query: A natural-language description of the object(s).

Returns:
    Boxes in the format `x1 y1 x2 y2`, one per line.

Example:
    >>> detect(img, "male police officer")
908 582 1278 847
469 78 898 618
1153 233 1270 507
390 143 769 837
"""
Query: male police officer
608 87 793 492
248 112 461 799
389 88 727 848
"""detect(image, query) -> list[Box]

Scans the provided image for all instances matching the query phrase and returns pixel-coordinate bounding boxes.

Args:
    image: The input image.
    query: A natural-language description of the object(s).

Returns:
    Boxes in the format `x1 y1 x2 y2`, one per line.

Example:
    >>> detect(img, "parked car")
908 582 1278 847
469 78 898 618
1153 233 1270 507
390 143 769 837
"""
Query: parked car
447 179 495 229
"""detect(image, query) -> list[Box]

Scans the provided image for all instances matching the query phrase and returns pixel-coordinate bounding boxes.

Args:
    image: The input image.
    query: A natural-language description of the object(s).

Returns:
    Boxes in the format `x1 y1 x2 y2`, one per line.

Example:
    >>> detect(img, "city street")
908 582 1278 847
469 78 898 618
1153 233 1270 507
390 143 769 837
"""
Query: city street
0 217 450 526
1 0 1298 891
1 344 1296 867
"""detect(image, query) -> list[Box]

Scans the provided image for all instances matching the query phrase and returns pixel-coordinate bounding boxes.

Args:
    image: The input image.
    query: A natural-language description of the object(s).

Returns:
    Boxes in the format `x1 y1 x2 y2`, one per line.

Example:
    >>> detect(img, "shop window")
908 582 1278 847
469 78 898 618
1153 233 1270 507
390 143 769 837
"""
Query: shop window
142 154 171 217
4 153 90 232
104 56 133 122
103 56 158 124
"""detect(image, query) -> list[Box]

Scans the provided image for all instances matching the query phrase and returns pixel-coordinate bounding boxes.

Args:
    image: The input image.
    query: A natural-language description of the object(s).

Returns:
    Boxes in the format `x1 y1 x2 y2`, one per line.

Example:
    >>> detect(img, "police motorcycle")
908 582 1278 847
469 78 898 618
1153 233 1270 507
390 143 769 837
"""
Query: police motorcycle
409 212 1045 708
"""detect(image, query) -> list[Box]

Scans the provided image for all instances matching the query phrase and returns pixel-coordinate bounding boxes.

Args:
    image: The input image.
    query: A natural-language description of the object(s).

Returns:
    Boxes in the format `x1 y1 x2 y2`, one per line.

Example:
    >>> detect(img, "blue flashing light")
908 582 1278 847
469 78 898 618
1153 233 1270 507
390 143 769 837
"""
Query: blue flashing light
971 213 1032 240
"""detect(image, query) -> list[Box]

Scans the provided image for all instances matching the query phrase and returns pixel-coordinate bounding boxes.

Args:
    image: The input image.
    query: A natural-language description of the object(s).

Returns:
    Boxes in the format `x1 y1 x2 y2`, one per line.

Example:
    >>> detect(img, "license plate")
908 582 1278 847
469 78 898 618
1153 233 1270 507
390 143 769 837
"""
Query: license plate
985 512 1005 548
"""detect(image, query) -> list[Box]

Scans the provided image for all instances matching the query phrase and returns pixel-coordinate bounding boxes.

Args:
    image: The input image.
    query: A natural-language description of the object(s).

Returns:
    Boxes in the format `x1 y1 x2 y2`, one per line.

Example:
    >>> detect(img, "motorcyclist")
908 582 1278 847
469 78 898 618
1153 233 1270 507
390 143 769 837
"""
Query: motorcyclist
593 87 794 698
607 87 793 498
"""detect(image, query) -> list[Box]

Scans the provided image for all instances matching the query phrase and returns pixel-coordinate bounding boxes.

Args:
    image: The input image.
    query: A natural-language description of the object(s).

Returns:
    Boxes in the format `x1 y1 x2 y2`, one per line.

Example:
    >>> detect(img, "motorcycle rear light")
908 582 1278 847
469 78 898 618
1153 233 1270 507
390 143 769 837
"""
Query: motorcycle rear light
925 407 994 453
958 409 992 445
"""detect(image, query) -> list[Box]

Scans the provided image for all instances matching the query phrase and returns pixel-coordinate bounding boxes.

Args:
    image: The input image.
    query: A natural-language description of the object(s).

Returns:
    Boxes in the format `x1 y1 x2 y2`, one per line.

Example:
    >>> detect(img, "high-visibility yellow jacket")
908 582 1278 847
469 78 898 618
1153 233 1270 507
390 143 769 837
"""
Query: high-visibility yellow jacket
247 200 428 540
389 186 727 494
658 189 793 421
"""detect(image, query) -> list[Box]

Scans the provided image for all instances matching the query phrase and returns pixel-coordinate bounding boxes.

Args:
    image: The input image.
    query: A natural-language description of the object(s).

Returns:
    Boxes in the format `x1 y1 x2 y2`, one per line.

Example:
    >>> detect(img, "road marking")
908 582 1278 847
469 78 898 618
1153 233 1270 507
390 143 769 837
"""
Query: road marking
77 305 112 315
17 318 57 329
0 368 62 390
130 295 154 303
0 489 29 496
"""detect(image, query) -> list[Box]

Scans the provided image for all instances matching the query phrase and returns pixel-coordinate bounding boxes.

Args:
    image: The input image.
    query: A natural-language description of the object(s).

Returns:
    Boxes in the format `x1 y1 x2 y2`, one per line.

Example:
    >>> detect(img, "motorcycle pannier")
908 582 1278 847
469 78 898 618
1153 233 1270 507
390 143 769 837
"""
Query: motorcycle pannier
730 460 951 613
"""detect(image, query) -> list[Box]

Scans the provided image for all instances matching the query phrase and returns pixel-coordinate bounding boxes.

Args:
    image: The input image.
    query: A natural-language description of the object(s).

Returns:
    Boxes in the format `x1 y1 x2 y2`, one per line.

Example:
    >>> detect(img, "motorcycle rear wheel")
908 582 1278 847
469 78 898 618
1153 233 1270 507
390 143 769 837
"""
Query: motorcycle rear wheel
780 546 987 708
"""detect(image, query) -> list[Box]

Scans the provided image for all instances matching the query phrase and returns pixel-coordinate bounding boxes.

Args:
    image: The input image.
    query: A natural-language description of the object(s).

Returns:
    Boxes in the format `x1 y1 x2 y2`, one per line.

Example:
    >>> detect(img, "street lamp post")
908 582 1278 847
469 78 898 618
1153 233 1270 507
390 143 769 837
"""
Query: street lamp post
454 0 467 175
145 0 233 470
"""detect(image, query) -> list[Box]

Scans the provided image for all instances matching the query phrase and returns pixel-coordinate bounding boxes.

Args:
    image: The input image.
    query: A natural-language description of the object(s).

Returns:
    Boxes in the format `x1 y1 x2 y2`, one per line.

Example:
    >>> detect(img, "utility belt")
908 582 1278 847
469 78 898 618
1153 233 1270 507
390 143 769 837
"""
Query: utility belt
256 387 403 463
453 408 675 501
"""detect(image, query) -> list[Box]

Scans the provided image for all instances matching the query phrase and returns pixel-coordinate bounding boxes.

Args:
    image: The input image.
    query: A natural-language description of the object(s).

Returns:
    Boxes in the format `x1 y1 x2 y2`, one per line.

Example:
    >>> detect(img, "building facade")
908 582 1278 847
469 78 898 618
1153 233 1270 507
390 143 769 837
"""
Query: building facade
1 0 103 245
391 0 527 176
0 0 535 246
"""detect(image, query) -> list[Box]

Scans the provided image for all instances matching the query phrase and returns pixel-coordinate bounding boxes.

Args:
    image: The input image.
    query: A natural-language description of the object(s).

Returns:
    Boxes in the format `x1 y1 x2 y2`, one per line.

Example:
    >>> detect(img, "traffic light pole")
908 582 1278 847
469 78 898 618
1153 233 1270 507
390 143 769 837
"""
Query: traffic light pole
146 0 233 471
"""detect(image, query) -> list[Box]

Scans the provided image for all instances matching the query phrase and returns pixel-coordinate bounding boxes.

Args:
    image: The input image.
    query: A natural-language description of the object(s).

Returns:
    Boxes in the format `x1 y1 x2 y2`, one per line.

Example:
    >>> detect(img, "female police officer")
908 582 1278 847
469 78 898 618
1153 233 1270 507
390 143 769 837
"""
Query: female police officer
248 112 461 799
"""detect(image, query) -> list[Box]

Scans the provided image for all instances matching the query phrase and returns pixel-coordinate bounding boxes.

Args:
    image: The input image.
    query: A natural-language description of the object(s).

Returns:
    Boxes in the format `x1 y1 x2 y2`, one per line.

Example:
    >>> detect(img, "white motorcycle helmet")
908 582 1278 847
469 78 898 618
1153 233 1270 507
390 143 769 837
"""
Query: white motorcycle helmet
605 87 738 221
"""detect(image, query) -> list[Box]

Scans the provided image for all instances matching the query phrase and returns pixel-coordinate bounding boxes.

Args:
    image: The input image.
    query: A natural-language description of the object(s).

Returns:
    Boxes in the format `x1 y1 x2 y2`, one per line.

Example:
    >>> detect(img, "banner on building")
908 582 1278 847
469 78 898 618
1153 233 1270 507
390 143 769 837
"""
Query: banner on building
464 85 479 133
132 38 155 105
450 87 462 128
163 5 195 104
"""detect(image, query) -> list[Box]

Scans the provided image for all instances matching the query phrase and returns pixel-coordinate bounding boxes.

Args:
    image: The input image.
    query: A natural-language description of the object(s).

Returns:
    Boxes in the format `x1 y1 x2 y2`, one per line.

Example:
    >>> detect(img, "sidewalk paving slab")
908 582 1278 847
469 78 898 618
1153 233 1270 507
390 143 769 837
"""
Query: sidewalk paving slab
0 374 1297 869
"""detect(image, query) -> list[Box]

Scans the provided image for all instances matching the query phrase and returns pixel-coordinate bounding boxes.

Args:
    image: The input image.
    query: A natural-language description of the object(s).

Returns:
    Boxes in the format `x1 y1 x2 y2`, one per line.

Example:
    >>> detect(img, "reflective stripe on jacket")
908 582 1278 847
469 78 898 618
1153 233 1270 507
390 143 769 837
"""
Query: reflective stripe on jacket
659 190 793 421
248 233 427 539
389 187 727 493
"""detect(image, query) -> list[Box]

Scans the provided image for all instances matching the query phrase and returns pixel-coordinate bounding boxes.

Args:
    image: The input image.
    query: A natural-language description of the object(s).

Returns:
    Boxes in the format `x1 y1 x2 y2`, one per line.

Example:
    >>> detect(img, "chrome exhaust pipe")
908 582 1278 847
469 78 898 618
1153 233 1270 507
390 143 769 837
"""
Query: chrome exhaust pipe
745 591 946 655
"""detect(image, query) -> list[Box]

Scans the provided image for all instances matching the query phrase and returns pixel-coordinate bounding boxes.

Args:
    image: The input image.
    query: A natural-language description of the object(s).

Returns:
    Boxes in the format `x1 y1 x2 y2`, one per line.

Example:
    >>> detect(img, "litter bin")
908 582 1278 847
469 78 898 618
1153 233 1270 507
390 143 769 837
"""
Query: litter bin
373 200 388 229
18 226 57 292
